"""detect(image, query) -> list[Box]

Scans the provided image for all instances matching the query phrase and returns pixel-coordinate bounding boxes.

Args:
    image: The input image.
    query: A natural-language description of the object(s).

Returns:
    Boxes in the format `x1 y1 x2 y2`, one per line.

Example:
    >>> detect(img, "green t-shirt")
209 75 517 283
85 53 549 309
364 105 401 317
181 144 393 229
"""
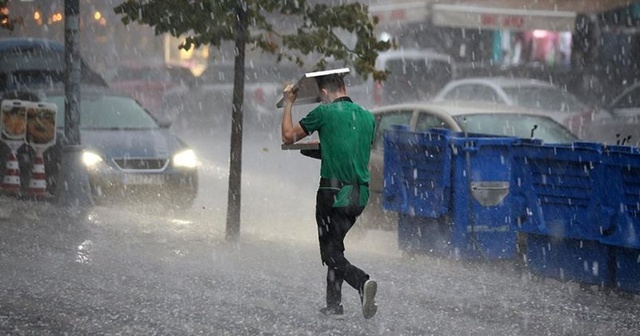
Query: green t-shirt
299 98 375 207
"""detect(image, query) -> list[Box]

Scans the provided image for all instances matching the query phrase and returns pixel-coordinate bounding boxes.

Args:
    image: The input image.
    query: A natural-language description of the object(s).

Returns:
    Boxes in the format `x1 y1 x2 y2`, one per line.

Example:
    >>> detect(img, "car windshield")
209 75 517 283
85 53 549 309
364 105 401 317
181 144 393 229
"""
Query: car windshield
47 93 160 129
453 113 578 143
502 86 587 112
610 84 640 109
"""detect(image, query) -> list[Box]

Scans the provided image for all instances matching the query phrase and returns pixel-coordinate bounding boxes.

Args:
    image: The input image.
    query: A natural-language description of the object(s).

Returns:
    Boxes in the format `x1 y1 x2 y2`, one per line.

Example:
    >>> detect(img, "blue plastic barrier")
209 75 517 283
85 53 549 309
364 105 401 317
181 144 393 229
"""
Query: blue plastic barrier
385 128 519 259
613 246 640 294
511 141 615 286
385 126 639 288
524 233 614 287
511 141 606 241
601 145 640 249
383 127 451 218
599 145 640 294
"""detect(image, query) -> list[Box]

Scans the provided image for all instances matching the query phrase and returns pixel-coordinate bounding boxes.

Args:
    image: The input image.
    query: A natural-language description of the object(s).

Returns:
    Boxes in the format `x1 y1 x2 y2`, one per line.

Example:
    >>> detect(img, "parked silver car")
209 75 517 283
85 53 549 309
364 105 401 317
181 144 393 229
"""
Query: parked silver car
360 101 578 231
584 83 640 146
606 82 640 118
432 77 601 138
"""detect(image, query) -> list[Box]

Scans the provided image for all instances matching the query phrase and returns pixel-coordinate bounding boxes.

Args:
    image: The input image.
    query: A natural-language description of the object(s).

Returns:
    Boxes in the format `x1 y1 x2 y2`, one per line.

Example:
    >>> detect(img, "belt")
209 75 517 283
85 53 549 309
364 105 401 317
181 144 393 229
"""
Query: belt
319 178 369 189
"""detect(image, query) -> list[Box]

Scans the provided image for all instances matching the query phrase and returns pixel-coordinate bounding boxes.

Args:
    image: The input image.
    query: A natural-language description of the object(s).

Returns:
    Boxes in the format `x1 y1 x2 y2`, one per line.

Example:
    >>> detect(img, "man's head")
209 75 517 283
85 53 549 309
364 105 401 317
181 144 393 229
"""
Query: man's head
316 74 346 104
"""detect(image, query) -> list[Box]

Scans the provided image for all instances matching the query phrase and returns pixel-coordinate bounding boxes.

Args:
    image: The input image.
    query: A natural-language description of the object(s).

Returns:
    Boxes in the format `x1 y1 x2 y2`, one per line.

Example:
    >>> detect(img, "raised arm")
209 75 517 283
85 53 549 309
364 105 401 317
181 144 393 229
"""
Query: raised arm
281 83 308 144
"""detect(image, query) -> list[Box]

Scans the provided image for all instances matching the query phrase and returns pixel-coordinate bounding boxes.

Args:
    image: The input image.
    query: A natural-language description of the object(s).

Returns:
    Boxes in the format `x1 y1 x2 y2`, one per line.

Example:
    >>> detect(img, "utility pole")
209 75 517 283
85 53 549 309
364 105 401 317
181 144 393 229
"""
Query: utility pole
54 0 93 210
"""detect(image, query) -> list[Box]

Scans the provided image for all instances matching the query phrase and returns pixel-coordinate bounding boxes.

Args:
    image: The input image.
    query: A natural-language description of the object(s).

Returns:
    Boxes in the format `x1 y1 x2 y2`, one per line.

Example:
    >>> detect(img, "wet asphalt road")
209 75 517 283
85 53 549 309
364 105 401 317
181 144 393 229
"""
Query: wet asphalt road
1 127 640 335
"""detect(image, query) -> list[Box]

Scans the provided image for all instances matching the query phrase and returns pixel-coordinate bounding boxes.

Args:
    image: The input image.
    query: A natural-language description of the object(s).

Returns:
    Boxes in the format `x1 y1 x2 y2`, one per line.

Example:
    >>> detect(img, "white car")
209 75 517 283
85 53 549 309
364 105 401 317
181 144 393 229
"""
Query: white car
360 101 578 231
432 77 598 138
583 83 640 146
606 82 640 118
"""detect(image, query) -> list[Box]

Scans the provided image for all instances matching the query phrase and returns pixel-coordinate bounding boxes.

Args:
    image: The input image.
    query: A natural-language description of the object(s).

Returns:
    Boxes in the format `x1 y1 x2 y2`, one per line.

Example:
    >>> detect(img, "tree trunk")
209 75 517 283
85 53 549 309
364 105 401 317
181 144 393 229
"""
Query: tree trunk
55 0 93 209
64 0 81 146
226 3 247 241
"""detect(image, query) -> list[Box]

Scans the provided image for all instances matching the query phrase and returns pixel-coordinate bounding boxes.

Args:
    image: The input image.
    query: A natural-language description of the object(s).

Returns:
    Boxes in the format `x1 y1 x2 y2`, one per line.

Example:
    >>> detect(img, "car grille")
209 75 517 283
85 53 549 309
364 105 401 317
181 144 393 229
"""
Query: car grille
113 158 169 171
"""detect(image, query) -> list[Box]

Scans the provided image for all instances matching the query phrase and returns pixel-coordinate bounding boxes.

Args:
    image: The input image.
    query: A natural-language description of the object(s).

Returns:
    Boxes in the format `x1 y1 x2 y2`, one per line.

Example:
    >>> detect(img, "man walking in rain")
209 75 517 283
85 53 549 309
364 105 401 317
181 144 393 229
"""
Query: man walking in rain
280 73 378 319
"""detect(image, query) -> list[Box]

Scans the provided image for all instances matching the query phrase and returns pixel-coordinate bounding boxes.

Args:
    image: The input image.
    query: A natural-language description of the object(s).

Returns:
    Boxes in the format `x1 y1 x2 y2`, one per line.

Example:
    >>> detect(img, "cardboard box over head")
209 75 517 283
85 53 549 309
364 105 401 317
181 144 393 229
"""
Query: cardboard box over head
276 68 350 108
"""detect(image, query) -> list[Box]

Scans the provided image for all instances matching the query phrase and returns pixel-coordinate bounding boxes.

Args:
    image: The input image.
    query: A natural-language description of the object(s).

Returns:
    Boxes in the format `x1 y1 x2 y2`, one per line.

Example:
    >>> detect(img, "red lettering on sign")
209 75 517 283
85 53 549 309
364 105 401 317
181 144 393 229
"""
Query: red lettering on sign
481 14 498 26
390 9 406 20
503 16 524 28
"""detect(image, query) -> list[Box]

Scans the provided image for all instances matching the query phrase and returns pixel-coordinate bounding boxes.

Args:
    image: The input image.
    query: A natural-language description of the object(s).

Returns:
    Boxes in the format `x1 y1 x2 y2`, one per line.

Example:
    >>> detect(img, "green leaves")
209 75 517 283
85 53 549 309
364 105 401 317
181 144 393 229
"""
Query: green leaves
113 0 390 80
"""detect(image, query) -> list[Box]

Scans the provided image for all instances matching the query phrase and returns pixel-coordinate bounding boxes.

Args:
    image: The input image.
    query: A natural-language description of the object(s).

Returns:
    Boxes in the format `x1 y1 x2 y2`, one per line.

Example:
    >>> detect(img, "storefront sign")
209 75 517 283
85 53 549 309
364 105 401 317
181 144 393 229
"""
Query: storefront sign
432 4 576 32
369 2 428 26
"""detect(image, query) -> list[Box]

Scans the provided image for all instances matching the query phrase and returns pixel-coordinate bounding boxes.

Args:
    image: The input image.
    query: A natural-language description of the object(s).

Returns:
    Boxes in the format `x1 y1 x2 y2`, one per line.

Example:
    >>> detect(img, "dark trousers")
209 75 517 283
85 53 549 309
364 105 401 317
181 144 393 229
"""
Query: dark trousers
315 187 369 308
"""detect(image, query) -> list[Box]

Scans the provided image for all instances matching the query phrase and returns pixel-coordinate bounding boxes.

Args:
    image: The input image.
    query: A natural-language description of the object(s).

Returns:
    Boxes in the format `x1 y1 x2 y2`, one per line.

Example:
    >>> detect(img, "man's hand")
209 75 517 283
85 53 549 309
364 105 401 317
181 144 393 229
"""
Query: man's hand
283 82 297 105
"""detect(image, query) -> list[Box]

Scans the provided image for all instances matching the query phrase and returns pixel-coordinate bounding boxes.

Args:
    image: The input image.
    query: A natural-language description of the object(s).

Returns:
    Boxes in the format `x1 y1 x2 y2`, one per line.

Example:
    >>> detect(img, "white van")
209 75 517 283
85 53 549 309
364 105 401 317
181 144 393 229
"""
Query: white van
364 48 456 108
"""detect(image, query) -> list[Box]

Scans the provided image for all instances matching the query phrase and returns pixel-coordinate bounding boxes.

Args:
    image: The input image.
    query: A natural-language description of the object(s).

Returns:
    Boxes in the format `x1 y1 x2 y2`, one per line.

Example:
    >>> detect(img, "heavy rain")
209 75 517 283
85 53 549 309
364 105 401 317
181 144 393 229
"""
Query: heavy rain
1 0 640 335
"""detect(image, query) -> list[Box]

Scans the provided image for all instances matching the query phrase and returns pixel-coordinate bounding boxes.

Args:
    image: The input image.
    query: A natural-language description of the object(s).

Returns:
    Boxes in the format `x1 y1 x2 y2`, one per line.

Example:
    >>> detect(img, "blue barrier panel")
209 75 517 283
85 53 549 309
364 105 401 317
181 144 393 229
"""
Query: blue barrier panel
524 233 614 287
386 128 519 259
600 146 640 294
601 145 640 249
447 132 519 259
383 127 451 218
511 141 605 241
612 246 640 294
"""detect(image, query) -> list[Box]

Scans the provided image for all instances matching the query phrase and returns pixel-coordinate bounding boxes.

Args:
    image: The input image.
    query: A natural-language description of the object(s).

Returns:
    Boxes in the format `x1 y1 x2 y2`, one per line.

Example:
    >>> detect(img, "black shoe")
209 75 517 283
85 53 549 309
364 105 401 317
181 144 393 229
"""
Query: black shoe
360 279 378 319
319 305 344 319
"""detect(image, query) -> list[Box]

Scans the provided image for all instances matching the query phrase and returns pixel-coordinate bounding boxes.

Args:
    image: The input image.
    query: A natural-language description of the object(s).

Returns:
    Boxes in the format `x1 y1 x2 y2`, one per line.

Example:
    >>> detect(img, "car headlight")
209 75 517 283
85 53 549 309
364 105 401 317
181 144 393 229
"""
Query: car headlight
173 149 198 168
82 151 103 167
